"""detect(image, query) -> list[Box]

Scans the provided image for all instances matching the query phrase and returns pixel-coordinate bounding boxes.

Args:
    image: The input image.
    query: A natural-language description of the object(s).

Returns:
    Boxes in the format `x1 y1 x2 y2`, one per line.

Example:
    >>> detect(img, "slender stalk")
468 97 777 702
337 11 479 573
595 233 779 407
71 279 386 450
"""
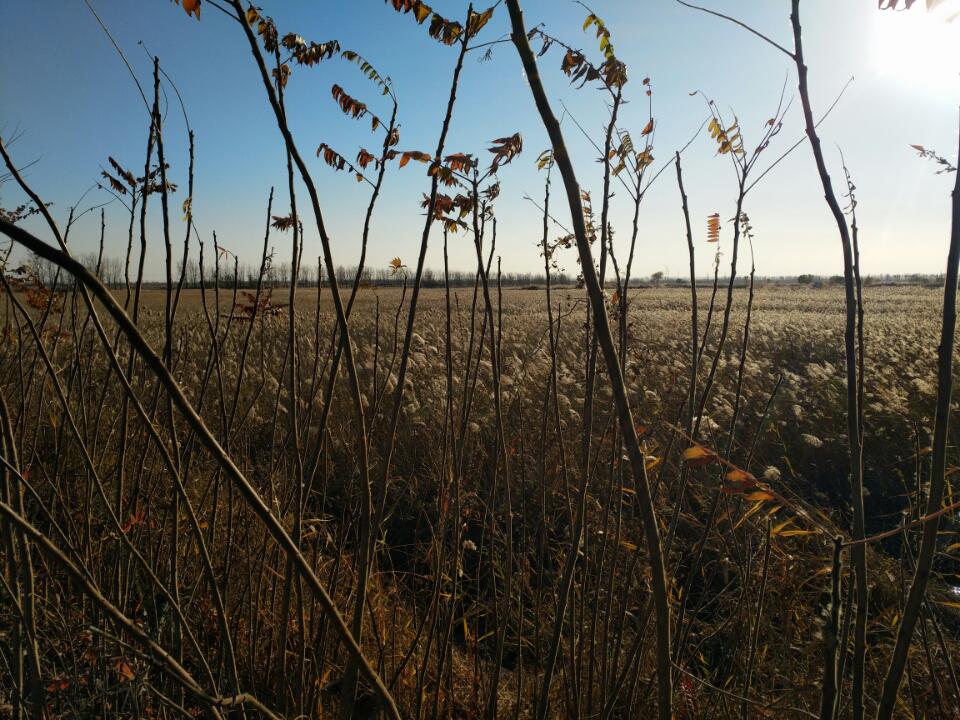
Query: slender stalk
504 4 672 717
789 7 867 714
876 111 960 720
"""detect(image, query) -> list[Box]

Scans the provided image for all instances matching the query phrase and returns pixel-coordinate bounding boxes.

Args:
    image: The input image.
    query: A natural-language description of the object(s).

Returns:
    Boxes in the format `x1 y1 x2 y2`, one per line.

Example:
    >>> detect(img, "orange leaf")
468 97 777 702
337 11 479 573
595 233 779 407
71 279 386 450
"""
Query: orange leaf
722 469 758 494
725 468 753 483
641 118 654 136
467 6 494 37
47 677 70 693
181 0 201 19
707 213 720 243
113 659 135 682
682 445 717 467
398 150 431 168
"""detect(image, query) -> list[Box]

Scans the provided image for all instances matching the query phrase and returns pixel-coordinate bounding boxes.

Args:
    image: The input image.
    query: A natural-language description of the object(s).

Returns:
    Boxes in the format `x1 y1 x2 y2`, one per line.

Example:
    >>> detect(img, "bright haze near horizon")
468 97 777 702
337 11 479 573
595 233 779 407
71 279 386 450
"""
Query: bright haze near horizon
1 0 958 280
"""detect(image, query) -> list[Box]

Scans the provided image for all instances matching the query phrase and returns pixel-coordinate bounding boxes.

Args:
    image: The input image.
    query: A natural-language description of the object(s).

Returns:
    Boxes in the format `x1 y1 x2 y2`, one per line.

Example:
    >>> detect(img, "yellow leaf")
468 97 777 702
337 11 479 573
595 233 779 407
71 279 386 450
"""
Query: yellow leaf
797 565 833 590
414 1 432 23
745 490 775 503
636 149 654 168
778 529 817 538
467 7 494 37
536 149 553 170
619 540 637 552
732 500 765 530
771 518 795 536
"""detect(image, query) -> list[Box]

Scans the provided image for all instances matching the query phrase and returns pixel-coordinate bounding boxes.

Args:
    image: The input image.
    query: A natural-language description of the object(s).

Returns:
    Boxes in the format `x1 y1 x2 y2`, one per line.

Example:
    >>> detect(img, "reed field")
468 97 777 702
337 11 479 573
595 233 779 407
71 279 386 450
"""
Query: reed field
1 281 959 718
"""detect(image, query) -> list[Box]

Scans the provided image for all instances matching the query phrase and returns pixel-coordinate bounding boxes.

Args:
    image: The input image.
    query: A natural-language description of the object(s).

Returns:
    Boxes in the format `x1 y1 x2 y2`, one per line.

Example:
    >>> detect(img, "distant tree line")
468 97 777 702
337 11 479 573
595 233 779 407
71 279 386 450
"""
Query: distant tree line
24 252 577 289
24 252 954 291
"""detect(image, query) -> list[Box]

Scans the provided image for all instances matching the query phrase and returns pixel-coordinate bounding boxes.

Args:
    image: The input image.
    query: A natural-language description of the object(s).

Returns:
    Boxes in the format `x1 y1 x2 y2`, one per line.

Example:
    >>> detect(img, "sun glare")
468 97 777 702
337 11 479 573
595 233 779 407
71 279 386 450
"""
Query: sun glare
871 3 960 94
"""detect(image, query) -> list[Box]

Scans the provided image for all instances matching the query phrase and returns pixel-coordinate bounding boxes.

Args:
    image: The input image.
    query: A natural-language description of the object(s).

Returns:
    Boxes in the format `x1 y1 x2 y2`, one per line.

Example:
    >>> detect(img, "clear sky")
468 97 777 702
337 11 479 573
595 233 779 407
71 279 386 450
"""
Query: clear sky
1 1 959 279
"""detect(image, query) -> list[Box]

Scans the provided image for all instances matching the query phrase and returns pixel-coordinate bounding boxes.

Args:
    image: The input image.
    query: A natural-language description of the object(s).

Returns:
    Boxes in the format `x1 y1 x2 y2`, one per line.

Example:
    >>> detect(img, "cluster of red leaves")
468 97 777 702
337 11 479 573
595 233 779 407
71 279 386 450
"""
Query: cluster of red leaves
528 9 628 91
0 200 49 224
237 289 288 320
331 84 368 119
281 33 339 67
100 157 175 197
3 265 63 314
488 133 523 174
270 214 297 231
316 144 367 183
243 6 339 88
384 0 494 45
423 192 474 233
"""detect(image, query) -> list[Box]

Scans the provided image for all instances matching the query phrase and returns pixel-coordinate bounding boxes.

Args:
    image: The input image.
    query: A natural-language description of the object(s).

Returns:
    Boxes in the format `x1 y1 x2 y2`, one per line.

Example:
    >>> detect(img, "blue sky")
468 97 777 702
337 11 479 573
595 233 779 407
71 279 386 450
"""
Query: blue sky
2 1 958 278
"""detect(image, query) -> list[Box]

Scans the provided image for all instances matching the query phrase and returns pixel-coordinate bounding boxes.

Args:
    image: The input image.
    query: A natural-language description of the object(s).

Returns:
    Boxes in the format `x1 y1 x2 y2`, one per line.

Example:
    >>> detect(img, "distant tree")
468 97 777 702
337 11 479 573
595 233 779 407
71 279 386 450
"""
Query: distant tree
797 274 815 285
651 270 664 287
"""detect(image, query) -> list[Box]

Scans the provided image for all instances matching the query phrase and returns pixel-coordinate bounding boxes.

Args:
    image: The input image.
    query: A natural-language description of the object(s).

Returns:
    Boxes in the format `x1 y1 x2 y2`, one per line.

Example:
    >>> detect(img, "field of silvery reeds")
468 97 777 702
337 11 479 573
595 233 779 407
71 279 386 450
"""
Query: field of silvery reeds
1 281 958 719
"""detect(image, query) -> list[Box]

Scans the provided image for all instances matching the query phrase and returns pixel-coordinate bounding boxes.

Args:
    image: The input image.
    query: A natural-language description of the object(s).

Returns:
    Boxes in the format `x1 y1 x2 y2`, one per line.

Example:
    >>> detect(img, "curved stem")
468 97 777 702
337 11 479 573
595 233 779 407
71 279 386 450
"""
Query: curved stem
504 4 672 718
